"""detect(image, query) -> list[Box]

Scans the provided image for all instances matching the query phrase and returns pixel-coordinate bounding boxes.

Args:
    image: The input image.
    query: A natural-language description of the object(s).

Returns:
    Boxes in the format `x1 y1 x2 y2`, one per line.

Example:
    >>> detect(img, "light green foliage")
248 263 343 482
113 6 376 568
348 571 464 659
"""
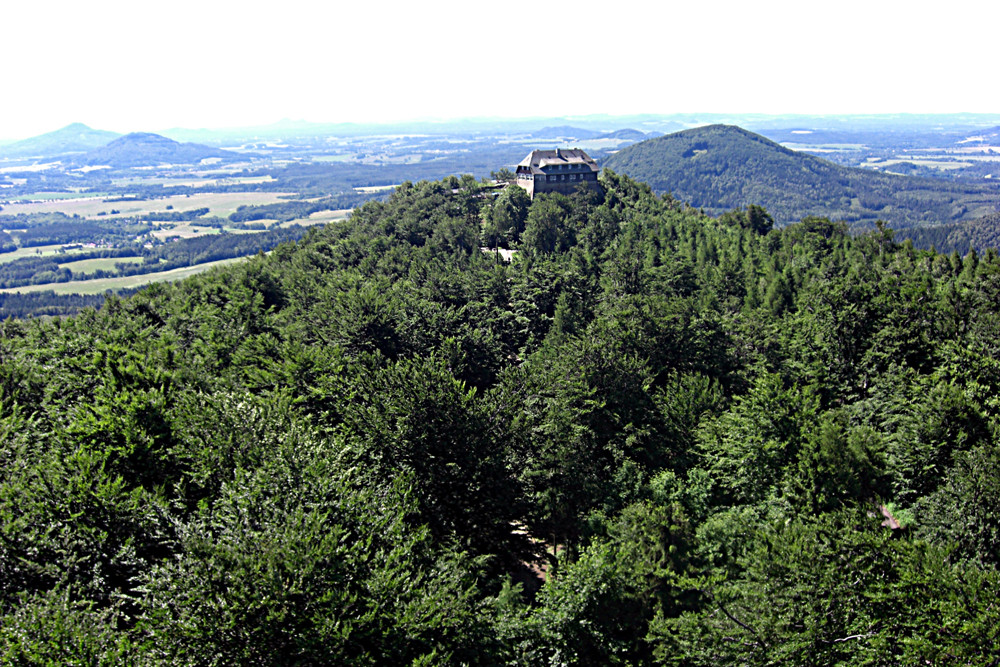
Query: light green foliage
883 379 990 506
698 373 817 505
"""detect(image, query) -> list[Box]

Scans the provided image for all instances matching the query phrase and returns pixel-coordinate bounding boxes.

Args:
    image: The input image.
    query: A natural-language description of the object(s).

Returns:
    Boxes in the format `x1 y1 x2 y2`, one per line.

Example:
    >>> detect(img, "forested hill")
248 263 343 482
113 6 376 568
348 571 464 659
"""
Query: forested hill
2 173 1000 663
603 124 1000 228
71 132 239 167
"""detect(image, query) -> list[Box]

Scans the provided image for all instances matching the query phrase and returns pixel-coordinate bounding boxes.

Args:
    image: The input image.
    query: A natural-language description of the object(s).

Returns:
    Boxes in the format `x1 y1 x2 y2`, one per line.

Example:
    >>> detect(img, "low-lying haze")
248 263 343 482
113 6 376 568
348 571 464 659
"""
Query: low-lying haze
2 0 997 141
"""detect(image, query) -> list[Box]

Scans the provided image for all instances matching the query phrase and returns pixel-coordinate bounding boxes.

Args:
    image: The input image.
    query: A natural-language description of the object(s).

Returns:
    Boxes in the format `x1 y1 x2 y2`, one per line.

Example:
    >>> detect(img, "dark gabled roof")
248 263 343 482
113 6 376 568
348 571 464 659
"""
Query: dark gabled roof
517 148 599 174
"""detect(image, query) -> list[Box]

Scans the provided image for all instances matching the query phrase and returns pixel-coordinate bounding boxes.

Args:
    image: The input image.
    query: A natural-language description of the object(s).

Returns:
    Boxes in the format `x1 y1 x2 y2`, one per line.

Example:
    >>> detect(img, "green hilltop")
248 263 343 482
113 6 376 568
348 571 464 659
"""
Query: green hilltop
71 132 240 168
603 124 1000 228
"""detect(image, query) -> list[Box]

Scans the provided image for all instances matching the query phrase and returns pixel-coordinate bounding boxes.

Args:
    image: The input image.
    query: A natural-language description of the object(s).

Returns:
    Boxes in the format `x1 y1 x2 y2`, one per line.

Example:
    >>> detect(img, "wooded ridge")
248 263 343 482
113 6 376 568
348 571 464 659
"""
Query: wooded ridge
603 124 1000 229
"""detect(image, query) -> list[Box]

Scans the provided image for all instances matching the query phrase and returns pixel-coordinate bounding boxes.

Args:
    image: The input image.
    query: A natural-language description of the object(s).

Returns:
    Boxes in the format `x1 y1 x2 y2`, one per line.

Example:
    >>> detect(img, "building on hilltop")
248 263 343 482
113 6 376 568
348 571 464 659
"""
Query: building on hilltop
515 148 600 198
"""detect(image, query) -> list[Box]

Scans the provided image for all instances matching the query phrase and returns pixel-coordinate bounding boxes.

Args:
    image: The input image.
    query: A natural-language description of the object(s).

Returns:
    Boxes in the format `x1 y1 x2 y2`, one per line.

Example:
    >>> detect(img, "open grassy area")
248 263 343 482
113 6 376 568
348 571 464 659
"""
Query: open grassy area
0 257 249 295
354 184 398 193
58 256 145 274
0 244 89 264
863 158 974 171
280 208 351 227
151 223 223 240
0 191 108 201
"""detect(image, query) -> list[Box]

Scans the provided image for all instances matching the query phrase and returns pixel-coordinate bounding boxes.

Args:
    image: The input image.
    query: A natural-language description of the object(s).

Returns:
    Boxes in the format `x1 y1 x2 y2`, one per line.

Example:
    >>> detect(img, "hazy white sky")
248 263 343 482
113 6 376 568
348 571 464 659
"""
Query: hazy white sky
1 0 997 140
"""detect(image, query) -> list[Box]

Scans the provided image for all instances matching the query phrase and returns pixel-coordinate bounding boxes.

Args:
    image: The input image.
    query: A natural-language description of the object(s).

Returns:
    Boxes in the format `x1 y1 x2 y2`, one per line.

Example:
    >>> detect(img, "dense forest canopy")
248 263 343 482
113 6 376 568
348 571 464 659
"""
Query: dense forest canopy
2 172 1000 663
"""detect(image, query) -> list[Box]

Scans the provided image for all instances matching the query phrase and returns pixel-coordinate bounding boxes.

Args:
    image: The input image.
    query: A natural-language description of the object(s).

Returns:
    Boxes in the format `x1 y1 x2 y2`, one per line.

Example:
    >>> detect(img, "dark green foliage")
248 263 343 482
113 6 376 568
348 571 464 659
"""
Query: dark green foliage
660 510 1000 666
522 193 576 254
786 412 886 514
718 204 774 235
0 588 134 664
2 171 1000 661
0 230 13 253
0 289 136 320
915 441 1000 568
883 379 990 505
497 502 696 666
481 184 531 248
137 453 487 665
337 355 526 563
497 541 652 665
136 206 210 222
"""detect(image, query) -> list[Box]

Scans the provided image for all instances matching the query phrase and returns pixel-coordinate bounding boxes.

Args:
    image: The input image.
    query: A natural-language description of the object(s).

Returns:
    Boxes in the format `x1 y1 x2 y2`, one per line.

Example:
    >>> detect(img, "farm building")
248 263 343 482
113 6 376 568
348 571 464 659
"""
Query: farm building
515 148 600 198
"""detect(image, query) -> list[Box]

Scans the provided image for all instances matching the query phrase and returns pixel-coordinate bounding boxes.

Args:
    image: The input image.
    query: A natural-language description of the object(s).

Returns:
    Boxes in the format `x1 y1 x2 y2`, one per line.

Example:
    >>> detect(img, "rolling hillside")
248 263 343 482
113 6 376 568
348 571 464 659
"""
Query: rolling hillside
71 132 240 168
603 124 1000 228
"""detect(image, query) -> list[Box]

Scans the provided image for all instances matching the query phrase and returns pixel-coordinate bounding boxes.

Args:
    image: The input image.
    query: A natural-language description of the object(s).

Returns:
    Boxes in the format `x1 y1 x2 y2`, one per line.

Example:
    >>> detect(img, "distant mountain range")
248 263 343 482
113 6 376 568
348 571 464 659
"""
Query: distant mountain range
529 126 660 142
0 124 243 167
531 126 602 140
602 125 1000 229
0 123 120 158
70 132 240 168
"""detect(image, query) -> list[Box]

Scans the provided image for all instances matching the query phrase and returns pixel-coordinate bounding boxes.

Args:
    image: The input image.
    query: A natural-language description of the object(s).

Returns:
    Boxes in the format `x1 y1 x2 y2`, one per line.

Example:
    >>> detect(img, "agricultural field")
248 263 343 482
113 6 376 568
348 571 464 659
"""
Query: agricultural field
354 184 398 194
151 224 224 240
0 190 108 201
280 208 351 227
0 174 318 300
0 191 294 218
57 256 145 274
0 243 89 264
862 157 975 171
0 256 249 294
